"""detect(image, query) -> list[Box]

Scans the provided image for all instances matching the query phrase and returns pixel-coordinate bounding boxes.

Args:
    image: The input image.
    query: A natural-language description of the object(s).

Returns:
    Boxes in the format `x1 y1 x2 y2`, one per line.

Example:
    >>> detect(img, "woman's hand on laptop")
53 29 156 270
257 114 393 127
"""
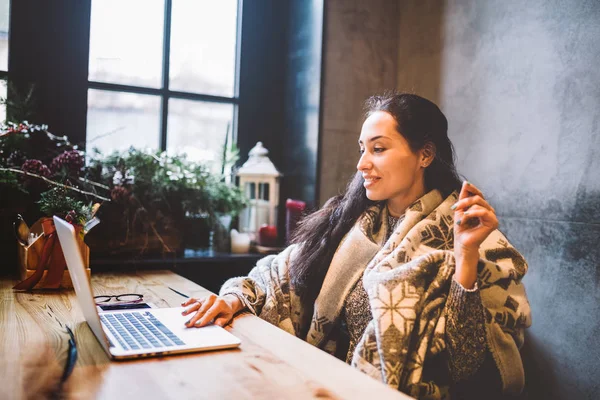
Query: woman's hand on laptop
181 294 242 328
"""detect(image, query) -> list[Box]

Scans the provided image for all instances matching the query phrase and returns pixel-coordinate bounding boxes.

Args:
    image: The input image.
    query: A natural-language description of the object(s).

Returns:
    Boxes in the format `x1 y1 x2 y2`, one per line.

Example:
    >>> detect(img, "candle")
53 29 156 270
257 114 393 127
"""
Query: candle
258 224 278 247
285 199 306 244
230 229 251 254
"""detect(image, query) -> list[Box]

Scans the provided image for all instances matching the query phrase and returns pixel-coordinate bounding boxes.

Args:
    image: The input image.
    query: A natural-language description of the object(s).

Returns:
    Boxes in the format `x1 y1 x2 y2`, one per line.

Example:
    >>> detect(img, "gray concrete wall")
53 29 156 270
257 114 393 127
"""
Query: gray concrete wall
395 1 600 399
318 0 399 205
319 0 600 398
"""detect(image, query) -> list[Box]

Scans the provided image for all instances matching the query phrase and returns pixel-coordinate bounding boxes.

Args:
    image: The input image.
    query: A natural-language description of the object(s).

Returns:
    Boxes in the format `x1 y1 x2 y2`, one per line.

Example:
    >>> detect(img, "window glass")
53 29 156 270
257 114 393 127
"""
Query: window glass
87 0 240 160
86 89 161 154
0 0 9 71
167 98 234 172
88 0 164 88
0 79 6 122
169 0 238 97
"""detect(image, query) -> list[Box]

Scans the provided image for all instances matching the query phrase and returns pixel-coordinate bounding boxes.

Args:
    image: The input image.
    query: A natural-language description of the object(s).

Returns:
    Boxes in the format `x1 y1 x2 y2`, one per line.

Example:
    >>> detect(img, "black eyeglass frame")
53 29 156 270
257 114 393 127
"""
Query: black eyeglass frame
93 293 144 303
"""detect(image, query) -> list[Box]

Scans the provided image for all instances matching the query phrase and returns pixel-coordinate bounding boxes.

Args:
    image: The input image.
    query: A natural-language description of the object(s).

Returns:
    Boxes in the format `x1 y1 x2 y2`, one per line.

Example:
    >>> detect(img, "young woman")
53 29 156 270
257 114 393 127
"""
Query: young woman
182 93 531 399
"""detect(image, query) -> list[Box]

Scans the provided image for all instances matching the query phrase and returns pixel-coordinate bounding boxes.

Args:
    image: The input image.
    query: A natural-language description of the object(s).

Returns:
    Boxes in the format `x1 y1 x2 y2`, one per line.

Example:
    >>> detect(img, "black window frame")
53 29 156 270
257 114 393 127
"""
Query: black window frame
6 0 322 216
0 0 10 120
87 0 243 153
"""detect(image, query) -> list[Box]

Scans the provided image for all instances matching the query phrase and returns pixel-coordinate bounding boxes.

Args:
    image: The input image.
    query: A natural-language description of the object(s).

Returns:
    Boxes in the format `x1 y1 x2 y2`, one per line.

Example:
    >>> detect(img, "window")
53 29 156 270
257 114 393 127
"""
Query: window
86 0 240 171
0 0 10 121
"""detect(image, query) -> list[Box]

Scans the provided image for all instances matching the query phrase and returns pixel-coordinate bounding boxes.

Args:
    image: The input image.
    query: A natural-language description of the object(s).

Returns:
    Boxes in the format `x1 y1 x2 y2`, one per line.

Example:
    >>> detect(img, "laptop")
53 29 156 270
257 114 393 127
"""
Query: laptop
53 215 241 360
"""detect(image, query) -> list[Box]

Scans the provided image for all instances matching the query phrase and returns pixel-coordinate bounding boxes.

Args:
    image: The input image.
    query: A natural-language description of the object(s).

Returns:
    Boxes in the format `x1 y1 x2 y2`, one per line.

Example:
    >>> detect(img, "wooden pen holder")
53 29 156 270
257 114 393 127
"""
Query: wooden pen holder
16 218 90 290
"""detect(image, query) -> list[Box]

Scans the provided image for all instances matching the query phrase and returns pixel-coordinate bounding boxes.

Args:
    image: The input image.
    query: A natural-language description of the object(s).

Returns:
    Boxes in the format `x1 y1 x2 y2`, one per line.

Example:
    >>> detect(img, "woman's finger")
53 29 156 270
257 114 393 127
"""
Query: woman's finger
452 195 495 213
457 207 498 229
192 300 227 327
458 180 484 200
186 296 216 327
181 297 199 307
458 181 471 201
465 181 484 197
181 301 202 316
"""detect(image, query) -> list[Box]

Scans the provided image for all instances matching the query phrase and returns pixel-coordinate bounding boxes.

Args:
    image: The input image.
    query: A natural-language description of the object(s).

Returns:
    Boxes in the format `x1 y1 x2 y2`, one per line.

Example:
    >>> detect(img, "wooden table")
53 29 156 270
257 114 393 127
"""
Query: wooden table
91 252 265 294
0 270 412 399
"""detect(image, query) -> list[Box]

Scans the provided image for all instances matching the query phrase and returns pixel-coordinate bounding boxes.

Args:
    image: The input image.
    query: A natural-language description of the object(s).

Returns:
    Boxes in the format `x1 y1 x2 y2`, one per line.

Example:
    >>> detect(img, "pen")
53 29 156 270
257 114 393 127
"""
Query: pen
168 286 190 298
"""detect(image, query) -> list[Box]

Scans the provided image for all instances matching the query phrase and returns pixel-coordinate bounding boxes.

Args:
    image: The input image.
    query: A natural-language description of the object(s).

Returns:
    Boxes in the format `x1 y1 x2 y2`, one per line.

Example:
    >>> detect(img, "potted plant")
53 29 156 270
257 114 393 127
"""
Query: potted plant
84 148 206 257
1 120 250 262
207 177 247 253
84 147 248 257
0 122 102 285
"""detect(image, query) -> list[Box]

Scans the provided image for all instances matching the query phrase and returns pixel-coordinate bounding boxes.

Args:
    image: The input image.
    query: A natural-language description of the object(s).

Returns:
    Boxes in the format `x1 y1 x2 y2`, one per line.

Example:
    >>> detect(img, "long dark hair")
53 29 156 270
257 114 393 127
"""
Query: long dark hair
289 93 462 309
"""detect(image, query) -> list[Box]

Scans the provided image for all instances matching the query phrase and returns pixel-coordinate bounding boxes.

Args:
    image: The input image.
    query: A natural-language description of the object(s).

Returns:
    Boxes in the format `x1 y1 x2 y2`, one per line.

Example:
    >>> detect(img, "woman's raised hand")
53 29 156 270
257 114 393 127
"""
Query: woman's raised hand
181 294 242 328
452 181 499 251
451 181 499 289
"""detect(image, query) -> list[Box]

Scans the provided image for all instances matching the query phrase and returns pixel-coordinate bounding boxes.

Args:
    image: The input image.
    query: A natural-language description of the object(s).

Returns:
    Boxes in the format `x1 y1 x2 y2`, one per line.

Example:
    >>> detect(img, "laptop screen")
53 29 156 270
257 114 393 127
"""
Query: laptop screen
53 216 111 354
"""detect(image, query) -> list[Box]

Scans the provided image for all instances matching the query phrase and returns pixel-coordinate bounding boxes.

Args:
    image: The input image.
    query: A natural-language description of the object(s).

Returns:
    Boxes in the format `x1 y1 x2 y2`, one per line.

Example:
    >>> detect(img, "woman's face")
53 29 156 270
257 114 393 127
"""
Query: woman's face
357 111 427 214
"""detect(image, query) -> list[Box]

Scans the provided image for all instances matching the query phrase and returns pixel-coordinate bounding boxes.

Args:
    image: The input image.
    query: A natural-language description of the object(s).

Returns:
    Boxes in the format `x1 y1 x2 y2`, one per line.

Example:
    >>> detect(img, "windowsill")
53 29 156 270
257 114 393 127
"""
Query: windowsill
90 250 263 271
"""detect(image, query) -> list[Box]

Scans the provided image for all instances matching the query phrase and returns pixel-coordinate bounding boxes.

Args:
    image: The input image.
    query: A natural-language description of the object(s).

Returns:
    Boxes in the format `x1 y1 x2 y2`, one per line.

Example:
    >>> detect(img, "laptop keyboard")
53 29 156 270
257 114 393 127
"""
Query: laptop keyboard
100 311 186 351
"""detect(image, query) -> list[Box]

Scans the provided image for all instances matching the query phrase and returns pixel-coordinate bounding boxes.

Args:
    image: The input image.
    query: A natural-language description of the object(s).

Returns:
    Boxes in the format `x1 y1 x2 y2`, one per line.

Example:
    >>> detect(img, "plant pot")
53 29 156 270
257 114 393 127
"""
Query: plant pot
85 201 183 258
182 214 212 251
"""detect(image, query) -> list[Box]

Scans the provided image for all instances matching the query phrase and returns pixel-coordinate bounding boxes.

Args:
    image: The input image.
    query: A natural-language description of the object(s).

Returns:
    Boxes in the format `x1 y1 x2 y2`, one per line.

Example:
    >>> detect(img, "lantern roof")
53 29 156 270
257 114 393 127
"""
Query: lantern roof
237 142 281 177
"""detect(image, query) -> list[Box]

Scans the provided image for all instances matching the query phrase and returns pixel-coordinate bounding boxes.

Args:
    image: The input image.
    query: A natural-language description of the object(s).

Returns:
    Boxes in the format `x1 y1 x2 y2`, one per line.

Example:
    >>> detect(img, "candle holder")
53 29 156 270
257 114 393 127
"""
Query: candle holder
236 142 282 242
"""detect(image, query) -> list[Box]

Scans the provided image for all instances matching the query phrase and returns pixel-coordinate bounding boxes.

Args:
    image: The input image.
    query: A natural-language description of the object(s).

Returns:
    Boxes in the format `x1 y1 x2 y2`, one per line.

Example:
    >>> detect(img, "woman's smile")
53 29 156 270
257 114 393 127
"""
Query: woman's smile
362 175 381 188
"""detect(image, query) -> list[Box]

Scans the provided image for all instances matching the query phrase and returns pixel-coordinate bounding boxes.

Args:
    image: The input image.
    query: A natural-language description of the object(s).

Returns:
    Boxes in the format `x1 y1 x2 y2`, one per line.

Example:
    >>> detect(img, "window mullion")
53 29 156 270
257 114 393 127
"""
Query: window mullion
232 0 243 144
160 0 173 151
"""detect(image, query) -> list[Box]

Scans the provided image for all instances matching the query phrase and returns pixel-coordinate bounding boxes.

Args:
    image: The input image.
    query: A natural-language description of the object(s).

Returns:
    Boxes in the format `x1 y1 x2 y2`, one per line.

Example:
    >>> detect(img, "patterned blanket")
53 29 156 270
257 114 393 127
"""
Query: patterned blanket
221 190 531 398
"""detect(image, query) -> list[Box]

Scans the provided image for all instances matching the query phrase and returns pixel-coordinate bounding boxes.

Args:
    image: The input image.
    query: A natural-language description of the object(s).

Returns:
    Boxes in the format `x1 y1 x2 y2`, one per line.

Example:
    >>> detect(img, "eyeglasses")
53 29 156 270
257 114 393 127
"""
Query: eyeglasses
94 293 143 305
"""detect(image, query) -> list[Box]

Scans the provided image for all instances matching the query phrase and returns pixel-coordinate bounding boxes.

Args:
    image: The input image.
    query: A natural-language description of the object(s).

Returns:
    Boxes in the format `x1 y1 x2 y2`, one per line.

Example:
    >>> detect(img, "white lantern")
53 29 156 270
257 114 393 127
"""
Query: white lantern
237 142 282 237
